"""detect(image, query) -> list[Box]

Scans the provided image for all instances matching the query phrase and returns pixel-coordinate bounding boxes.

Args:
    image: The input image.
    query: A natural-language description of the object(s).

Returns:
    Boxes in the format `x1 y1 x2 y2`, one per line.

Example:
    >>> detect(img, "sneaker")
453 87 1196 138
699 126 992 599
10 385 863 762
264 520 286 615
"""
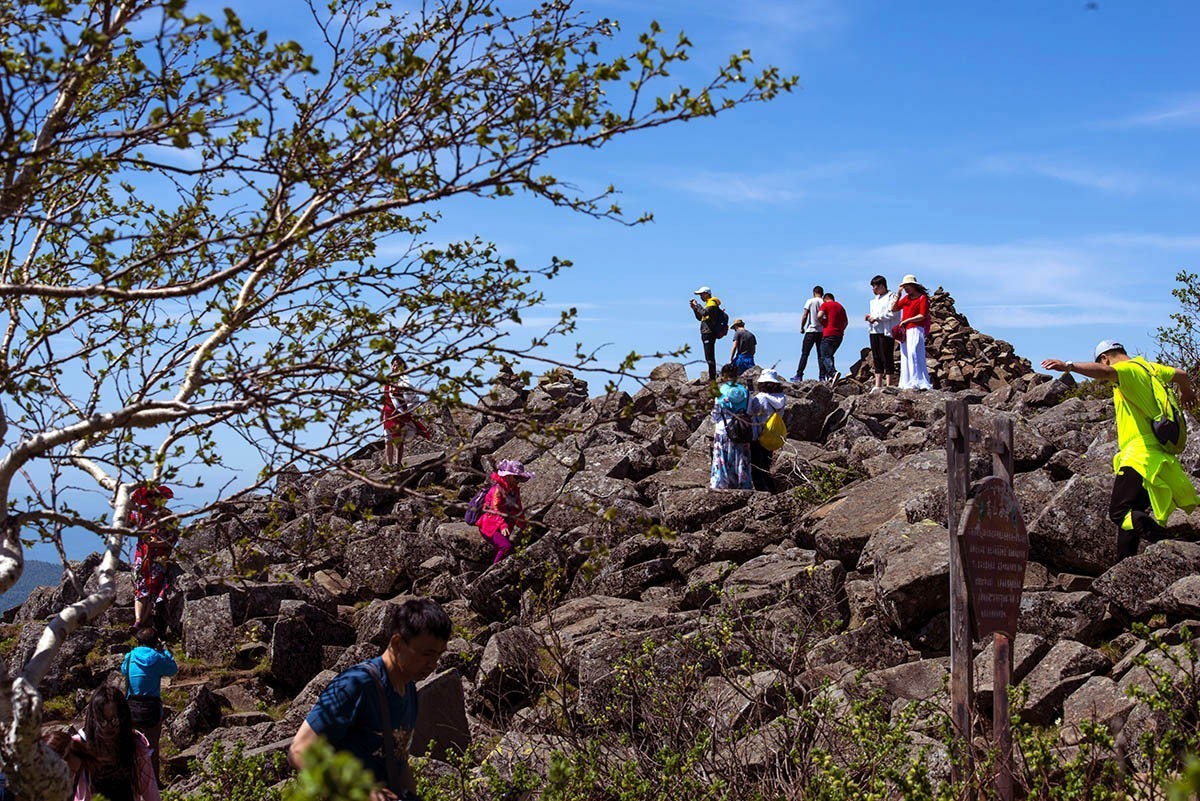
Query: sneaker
789 375 803 383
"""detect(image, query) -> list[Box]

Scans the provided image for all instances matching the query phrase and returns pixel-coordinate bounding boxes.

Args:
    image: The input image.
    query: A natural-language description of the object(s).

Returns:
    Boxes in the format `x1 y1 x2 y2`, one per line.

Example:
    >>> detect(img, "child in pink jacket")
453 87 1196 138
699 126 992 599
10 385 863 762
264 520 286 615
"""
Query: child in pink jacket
477 459 534 564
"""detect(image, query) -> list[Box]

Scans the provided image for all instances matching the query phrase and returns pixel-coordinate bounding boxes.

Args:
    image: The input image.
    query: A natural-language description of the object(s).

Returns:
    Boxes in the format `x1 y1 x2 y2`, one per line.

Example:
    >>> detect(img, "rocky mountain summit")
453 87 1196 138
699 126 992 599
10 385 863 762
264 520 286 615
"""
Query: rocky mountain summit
5 299 1200 794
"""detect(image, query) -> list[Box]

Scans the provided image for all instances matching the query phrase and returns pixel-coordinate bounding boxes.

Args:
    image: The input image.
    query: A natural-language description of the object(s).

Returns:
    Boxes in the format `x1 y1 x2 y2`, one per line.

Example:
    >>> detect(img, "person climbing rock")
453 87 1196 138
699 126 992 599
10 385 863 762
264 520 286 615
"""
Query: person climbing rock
1042 340 1198 559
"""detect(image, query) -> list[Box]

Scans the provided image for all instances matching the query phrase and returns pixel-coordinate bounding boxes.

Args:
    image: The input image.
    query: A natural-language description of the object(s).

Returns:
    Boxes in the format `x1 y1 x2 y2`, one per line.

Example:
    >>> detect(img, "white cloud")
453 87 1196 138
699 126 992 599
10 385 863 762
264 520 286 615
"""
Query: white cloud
795 240 1171 328
669 158 871 205
974 154 1173 195
671 171 805 204
1115 95 1200 129
1086 233 1200 251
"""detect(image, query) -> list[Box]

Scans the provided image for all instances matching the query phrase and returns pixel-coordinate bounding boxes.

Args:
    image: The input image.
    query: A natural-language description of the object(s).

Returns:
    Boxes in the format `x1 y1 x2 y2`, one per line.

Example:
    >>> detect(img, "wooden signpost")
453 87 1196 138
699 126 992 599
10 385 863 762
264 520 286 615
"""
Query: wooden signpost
946 401 1028 801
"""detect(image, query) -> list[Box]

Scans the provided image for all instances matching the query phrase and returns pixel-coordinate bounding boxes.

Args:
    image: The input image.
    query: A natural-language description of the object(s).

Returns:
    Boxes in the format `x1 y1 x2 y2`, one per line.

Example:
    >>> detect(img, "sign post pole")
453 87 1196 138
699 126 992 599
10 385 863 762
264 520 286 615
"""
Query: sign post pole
946 399 974 781
990 417 1016 801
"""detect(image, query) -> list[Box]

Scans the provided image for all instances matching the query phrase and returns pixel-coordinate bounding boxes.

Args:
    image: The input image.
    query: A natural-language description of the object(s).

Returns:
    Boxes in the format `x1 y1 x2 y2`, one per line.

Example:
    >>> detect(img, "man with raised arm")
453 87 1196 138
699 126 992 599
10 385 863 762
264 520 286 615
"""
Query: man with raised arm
1042 340 1199 560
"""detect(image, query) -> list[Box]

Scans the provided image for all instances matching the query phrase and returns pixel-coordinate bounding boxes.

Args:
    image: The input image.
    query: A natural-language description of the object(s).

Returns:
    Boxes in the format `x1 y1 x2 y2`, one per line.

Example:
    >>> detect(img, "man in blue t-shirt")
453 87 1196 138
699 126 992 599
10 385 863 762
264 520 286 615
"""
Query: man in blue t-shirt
289 598 451 801
121 626 178 780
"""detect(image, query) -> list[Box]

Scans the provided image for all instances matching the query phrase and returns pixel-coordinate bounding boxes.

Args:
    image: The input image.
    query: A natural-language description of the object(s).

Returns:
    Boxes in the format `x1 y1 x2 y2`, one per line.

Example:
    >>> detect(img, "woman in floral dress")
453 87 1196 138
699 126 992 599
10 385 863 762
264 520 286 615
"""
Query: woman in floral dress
710 363 752 490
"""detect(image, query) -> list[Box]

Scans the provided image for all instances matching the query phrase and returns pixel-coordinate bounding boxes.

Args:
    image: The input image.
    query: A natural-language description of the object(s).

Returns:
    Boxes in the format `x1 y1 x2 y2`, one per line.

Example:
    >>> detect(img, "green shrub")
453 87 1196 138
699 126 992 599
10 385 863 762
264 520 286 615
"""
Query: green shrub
163 741 285 801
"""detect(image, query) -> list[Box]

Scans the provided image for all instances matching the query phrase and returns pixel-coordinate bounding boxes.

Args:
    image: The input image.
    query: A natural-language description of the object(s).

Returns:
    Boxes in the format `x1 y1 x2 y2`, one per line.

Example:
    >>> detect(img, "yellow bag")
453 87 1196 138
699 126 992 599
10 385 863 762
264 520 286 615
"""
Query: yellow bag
759 410 787 451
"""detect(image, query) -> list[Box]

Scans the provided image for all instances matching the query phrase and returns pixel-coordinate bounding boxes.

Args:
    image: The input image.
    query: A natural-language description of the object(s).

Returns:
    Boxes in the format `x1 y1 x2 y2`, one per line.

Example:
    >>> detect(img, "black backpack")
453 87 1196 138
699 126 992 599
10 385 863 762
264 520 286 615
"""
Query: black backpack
711 306 729 339
721 408 755 444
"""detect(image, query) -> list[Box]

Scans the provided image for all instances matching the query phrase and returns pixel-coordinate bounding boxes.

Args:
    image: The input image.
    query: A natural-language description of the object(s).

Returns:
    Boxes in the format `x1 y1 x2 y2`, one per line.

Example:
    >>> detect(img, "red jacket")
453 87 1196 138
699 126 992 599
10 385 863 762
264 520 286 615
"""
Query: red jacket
477 473 526 537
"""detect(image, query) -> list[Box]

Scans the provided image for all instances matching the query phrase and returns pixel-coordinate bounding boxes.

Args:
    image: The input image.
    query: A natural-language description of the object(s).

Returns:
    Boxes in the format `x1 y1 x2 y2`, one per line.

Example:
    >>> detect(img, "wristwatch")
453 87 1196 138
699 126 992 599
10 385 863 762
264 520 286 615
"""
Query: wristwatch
1064 361 1074 372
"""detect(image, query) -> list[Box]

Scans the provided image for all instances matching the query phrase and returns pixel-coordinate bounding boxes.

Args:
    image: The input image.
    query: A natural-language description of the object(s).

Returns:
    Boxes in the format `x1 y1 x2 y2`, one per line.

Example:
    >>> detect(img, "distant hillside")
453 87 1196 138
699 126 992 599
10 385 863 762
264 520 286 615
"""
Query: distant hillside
0 561 63 611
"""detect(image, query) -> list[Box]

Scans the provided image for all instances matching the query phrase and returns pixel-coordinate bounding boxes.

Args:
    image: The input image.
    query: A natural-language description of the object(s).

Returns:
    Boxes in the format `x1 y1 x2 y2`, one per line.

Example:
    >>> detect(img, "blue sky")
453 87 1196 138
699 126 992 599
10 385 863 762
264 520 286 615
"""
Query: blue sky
223 0 1200 379
33 0 1200 561
412 0 1200 379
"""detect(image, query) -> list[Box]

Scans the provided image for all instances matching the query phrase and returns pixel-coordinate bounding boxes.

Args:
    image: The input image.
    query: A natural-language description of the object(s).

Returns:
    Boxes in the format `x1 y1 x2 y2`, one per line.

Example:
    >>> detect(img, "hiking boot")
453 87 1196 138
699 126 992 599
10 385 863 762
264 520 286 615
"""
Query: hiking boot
789 374 803 383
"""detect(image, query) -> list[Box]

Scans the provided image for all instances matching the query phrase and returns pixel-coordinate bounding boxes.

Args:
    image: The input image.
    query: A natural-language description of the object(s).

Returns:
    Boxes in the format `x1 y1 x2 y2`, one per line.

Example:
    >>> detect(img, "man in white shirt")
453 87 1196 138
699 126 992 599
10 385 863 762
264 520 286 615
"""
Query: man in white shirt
791 285 824 382
865 275 900 390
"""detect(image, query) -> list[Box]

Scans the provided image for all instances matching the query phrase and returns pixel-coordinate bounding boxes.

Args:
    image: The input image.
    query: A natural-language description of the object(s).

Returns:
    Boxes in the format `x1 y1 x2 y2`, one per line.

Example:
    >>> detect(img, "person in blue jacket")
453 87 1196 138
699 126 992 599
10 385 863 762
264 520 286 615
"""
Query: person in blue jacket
120 627 178 781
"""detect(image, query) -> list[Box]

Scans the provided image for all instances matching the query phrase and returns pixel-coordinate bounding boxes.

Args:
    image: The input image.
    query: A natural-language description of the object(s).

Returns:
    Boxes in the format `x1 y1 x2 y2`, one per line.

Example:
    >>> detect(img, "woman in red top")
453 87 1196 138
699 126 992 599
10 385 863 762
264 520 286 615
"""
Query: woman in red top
891 274 934 390
128 483 177 631
382 357 430 468
475 459 533 564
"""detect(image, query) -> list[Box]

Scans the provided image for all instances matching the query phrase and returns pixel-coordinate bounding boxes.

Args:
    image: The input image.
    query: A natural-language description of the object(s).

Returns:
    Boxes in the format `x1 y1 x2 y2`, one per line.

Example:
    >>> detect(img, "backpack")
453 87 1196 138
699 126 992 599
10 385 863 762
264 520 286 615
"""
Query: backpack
758 410 787 451
1127 361 1188 455
711 306 729 339
721 408 754 444
464 486 489 525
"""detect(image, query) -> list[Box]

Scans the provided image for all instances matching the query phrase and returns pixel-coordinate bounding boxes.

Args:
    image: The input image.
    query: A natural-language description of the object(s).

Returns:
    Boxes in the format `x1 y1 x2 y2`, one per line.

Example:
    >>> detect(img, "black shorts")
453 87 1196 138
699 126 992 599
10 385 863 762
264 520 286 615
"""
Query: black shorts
127 694 164 727
870 333 896 375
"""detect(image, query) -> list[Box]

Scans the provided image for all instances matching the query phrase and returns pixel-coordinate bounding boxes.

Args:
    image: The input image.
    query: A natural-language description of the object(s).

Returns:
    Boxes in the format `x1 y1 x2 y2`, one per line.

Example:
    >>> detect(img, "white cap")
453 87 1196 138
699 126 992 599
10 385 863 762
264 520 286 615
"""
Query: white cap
693 286 711 295
1094 339 1124 360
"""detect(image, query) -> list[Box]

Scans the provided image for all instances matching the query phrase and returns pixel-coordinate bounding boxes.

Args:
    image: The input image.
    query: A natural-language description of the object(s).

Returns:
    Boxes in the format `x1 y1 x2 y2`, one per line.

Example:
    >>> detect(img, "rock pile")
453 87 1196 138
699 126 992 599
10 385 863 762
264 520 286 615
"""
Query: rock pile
6 348 1199 792
850 289 1034 391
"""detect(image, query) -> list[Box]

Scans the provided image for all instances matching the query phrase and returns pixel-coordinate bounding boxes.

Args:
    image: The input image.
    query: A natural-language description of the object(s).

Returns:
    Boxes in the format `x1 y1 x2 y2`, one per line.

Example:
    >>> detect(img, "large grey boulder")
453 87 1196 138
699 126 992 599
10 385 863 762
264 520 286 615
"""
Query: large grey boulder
529 595 678 673
477 626 545 714
1029 398 1112 453
973 633 1051 707
166 685 226 749
268 601 355 692
658 487 749 531
1060 676 1136 747
859 519 950 631
809 451 947 567
1092 541 1200 618
412 668 471 761
1020 640 1112 725
691 670 789 734
721 549 847 628
1028 474 1119 574
184 594 236 664
806 617 917 674
466 527 585 621
1152 575 1200 618
576 623 717 723
856 658 949 707
1018 591 1111 642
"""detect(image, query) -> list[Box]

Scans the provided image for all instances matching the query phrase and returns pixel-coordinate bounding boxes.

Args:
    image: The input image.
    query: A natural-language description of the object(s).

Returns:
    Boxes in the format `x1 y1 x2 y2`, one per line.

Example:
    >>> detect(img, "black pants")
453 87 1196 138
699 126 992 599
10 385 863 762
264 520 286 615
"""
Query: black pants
749 441 775 492
819 335 843 380
1108 466 1164 559
702 336 717 381
796 331 822 379
869 333 897 376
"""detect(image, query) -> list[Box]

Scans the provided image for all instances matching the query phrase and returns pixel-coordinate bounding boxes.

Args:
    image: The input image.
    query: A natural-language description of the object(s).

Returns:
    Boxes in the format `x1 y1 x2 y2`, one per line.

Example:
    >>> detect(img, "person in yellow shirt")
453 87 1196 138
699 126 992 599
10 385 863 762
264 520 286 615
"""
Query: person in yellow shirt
1043 340 1198 559
689 286 725 381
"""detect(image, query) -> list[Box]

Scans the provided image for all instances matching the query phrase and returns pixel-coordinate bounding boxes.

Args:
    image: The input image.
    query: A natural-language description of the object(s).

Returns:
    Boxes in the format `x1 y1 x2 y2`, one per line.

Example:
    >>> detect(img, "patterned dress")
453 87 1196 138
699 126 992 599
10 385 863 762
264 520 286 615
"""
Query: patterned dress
129 485 176 604
710 381 752 490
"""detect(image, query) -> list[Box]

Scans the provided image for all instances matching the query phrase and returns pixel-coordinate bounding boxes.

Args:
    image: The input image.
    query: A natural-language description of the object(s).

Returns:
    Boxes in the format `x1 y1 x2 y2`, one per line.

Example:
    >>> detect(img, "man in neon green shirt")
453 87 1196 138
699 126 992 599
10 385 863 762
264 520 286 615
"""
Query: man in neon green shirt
1043 340 1198 560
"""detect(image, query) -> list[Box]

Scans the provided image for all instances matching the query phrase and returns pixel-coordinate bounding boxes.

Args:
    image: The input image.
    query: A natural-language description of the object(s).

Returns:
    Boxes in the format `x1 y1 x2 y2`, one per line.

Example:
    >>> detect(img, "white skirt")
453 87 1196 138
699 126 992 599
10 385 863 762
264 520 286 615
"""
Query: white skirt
899 326 933 390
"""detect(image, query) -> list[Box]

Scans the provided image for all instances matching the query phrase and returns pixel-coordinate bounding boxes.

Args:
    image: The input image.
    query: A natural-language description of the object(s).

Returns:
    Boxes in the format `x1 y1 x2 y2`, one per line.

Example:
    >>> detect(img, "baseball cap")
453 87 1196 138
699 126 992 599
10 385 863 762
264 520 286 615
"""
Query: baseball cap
1094 340 1124 361
693 286 711 295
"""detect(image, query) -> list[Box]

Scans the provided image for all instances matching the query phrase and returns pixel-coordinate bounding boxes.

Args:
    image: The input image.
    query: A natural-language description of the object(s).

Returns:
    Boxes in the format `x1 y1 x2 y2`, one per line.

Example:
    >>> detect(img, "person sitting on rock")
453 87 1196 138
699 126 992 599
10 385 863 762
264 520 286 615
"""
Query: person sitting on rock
120 627 178 782
127 483 178 633
289 598 450 801
475 459 534 564
1042 340 1199 559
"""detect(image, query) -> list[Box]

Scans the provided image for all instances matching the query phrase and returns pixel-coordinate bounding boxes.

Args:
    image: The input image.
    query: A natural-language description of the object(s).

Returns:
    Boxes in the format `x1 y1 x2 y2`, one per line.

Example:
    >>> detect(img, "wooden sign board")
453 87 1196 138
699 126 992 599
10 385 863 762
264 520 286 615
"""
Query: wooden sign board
959 475 1028 638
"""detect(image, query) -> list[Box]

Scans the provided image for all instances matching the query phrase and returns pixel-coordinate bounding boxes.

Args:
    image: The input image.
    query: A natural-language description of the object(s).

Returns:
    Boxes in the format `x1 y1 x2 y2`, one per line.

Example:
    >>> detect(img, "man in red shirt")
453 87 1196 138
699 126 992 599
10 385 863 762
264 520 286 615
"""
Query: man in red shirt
817 292 848 382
